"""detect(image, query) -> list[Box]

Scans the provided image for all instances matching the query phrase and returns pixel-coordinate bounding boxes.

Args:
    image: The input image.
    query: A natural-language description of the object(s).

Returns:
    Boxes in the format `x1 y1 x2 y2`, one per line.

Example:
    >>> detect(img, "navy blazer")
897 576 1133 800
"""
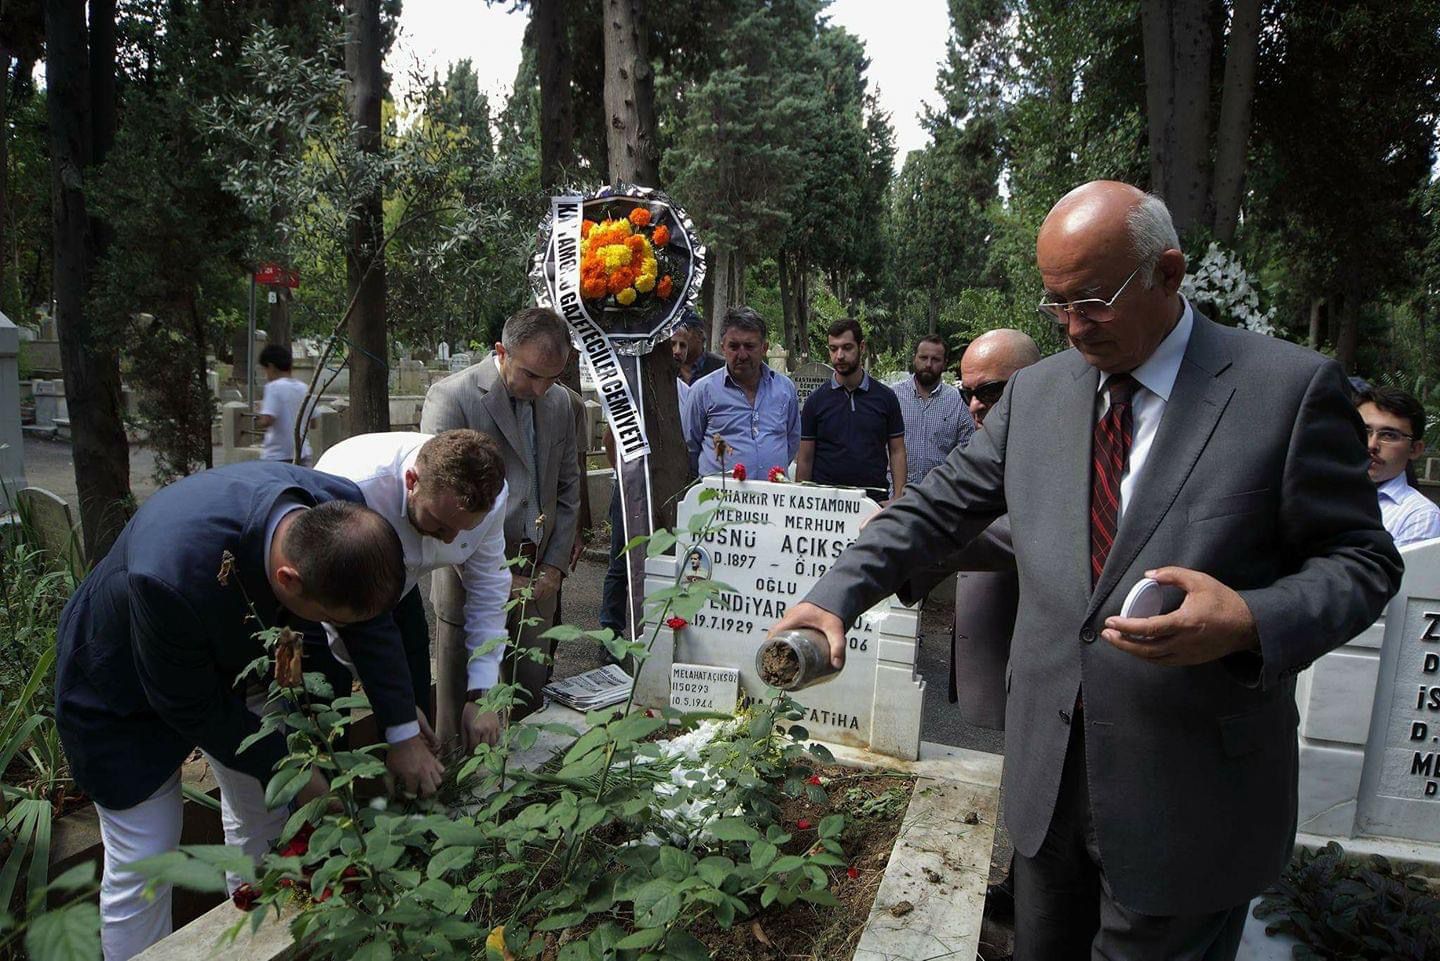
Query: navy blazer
54 461 416 810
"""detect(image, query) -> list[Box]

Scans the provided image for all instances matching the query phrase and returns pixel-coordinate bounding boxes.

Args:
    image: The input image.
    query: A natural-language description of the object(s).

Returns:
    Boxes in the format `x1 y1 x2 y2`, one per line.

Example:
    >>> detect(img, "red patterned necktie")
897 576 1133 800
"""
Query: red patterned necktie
1090 373 1136 585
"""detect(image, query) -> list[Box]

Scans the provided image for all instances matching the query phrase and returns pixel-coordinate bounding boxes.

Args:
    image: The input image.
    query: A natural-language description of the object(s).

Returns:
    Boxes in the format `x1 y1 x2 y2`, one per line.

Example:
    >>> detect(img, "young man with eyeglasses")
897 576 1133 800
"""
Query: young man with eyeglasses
1356 385 1440 547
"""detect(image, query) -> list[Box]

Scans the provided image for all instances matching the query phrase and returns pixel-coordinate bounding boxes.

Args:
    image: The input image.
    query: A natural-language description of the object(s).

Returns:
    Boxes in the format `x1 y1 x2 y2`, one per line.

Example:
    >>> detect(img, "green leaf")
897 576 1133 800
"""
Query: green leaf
645 529 678 556
632 880 681 927
534 909 589 932
428 846 475 878
131 852 229 894
749 841 777 871
178 845 256 882
657 846 694 881
817 814 844 840
705 818 760 843
770 855 805 874
541 624 587 642
662 930 712 961
263 765 311 810
352 943 393 961
46 862 97 892
24 900 99 961
787 725 809 741
433 822 487 847
799 887 841 907
614 927 665 950
696 856 734 889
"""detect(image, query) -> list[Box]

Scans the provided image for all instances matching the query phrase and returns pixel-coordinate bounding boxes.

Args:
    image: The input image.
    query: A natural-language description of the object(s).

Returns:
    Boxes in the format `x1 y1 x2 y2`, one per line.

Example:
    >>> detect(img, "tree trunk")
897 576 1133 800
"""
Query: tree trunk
344 0 389 433
708 248 727 351
534 0 575 189
0 53 9 302
927 288 938 336
777 251 796 359
188 292 213 469
1334 290 1359 375
601 0 659 186
267 288 292 348
1141 0 1213 238
47 0 132 561
1210 0 1261 244
795 256 809 361
1307 297 1324 350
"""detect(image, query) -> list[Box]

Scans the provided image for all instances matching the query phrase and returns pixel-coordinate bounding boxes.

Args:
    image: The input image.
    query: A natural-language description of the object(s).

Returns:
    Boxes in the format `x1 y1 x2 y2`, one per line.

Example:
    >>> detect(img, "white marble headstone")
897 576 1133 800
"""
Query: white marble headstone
637 476 926 759
1356 538 1440 843
791 361 834 405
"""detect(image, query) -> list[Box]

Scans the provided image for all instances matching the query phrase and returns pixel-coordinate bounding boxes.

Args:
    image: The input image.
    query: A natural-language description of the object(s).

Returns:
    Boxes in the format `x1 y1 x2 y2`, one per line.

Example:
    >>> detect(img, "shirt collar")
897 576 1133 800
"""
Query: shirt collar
1377 472 1414 503
1098 297 1194 402
830 371 871 391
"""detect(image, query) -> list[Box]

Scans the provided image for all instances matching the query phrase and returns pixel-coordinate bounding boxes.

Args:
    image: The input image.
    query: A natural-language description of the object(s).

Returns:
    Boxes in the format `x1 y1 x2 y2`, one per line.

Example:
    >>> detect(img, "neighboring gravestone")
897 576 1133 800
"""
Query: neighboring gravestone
0 312 24 508
1294 537 1440 864
437 341 450 362
637 475 925 759
790 361 833 405
16 487 83 577
1357 538 1440 843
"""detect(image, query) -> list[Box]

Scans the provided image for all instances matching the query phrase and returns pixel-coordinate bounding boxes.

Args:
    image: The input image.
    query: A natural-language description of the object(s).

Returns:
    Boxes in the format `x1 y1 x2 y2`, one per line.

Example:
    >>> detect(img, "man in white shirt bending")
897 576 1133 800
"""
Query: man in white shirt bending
317 430 512 750
256 344 315 465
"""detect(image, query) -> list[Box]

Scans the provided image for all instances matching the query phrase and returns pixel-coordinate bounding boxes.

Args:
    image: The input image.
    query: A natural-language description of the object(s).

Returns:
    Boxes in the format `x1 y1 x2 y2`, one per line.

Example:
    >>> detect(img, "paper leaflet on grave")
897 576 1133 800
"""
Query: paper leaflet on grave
543 664 634 711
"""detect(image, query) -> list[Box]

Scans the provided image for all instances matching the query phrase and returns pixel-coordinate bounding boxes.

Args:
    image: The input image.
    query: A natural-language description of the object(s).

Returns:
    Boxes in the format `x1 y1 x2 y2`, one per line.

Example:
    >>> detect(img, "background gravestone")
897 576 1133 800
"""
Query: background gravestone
0 312 24 507
637 476 925 759
790 361 834 405
15 486 84 577
1294 537 1440 865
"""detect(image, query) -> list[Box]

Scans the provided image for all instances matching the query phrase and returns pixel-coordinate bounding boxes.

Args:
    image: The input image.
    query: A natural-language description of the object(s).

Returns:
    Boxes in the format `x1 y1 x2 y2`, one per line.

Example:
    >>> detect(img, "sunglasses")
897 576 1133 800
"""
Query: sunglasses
960 380 1007 406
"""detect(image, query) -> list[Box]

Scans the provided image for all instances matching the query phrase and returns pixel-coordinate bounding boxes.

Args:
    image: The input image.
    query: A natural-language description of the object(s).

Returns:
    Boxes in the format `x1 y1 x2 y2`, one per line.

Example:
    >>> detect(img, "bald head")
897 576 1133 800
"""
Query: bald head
961 330 1042 427
1036 181 1185 374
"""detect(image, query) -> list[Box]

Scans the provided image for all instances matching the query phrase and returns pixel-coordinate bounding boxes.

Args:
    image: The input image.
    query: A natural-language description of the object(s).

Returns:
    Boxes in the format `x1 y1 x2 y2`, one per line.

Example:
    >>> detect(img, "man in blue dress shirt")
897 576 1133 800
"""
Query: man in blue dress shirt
685 307 800 477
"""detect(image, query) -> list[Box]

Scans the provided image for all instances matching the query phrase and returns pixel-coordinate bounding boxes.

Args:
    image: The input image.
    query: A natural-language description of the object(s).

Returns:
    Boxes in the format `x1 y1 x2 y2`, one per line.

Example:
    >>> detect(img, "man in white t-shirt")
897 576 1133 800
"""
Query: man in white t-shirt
317 429 513 749
256 344 315 465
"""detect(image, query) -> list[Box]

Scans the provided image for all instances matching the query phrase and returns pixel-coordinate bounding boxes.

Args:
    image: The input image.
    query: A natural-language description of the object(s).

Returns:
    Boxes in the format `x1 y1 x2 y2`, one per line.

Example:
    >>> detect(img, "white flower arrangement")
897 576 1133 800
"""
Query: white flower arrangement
1181 242 1278 336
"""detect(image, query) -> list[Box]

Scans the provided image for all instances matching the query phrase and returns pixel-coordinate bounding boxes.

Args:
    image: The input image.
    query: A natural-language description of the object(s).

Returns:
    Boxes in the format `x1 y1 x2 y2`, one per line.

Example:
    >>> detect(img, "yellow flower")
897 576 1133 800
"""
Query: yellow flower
616 287 638 306
601 244 631 269
486 925 514 961
634 274 656 294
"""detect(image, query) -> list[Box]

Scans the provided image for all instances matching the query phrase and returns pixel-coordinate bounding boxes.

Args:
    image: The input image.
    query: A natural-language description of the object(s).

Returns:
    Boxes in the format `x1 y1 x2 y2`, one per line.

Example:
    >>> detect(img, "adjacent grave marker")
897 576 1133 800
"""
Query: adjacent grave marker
1356 538 1440 843
791 361 834 405
639 475 925 759
668 664 740 712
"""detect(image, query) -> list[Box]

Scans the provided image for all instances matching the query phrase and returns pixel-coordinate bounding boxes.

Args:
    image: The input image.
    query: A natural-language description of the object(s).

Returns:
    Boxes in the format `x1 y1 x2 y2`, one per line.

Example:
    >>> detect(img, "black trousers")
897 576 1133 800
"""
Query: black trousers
1013 719 1249 961
393 586 432 726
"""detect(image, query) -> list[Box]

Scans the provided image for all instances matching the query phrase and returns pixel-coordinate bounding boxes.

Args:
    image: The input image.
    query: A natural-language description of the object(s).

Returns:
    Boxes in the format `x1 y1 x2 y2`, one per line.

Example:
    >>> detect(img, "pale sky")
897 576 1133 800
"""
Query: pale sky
386 0 951 168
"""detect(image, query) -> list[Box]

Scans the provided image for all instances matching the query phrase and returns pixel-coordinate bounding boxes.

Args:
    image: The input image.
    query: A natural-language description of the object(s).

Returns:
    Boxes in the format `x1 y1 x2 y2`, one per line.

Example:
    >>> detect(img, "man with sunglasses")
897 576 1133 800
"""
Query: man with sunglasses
960 329 1042 428
1355 384 1440 547
772 180 1401 960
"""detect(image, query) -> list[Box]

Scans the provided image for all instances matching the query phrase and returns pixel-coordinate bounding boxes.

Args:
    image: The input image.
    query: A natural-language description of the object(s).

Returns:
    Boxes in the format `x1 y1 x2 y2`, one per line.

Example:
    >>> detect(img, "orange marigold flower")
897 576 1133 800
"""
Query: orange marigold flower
652 225 671 247
607 271 631 295
581 220 596 238
582 277 607 299
625 234 646 254
657 275 674 299
629 207 652 227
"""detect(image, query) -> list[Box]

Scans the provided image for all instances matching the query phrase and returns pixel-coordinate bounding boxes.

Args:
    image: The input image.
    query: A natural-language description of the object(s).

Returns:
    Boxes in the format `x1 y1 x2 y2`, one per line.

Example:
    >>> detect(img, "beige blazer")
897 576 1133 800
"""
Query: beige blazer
420 354 579 622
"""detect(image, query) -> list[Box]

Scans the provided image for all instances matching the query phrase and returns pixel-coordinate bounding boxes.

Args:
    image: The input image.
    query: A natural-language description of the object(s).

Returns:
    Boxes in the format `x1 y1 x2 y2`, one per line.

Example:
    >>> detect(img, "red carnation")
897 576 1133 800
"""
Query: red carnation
796 818 812 831
644 709 655 718
316 886 334 903
232 883 259 912
847 866 859 880
807 775 822 786
732 464 747 481
666 616 688 630
768 466 787 483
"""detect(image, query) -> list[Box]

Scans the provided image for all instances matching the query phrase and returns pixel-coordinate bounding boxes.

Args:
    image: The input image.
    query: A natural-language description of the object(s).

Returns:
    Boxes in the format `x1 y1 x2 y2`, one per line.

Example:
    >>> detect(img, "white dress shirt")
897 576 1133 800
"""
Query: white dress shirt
1376 473 1440 548
317 432 512 701
1097 298 1195 519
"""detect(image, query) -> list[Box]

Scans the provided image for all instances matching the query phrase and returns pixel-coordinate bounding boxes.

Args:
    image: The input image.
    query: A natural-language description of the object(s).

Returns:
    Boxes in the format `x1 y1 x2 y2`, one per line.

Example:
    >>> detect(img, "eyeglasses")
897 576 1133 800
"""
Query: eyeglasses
960 380 1007 406
1037 263 1144 325
1364 426 1415 445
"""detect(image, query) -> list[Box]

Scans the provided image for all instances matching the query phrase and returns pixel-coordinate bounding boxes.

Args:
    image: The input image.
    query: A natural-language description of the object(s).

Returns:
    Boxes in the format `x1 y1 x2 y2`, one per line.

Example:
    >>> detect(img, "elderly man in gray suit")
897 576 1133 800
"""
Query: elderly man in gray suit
421 307 580 733
773 181 1402 960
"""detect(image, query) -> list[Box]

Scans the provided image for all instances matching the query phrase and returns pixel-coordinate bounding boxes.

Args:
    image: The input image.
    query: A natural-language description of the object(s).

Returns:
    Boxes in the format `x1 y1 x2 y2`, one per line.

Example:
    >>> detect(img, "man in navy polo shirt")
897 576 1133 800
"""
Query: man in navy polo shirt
795 318 907 501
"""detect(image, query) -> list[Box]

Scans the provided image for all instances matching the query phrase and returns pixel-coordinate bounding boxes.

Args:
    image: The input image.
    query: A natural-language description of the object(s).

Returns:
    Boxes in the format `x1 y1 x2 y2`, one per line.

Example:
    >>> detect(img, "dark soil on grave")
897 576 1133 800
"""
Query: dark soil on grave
534 763 916 961
758 643 800 688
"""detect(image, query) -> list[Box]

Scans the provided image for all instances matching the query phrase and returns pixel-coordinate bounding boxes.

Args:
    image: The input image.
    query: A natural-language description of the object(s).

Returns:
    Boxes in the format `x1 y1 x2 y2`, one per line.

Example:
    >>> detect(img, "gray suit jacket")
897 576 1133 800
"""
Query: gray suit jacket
421 354 580 622
807 314 1402 915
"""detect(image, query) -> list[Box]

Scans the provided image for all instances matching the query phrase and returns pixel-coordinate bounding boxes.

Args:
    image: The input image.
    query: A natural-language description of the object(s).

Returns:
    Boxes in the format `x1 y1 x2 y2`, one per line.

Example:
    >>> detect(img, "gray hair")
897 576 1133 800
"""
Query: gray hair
501 307 571 356
1125 193 1181 289
719 305 767 342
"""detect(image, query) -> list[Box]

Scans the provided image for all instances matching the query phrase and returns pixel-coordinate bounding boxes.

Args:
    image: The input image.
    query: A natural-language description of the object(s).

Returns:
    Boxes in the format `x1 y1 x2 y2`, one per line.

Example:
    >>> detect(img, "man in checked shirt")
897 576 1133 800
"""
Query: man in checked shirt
891 334 976 487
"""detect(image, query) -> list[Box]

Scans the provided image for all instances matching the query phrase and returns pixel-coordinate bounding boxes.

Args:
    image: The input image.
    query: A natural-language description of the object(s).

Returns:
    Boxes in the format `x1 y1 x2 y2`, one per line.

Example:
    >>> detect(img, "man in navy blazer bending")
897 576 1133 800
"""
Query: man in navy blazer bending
54 461 442 960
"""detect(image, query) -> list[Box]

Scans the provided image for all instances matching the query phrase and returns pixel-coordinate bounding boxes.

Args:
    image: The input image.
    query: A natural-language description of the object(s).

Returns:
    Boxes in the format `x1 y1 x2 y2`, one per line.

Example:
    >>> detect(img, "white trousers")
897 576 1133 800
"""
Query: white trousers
95 749 289 961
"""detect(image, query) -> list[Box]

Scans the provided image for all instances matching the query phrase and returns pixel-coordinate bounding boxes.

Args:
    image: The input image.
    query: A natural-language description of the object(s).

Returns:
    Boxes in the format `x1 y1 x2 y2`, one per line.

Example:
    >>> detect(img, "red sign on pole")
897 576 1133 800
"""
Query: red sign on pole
254 263 300 289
